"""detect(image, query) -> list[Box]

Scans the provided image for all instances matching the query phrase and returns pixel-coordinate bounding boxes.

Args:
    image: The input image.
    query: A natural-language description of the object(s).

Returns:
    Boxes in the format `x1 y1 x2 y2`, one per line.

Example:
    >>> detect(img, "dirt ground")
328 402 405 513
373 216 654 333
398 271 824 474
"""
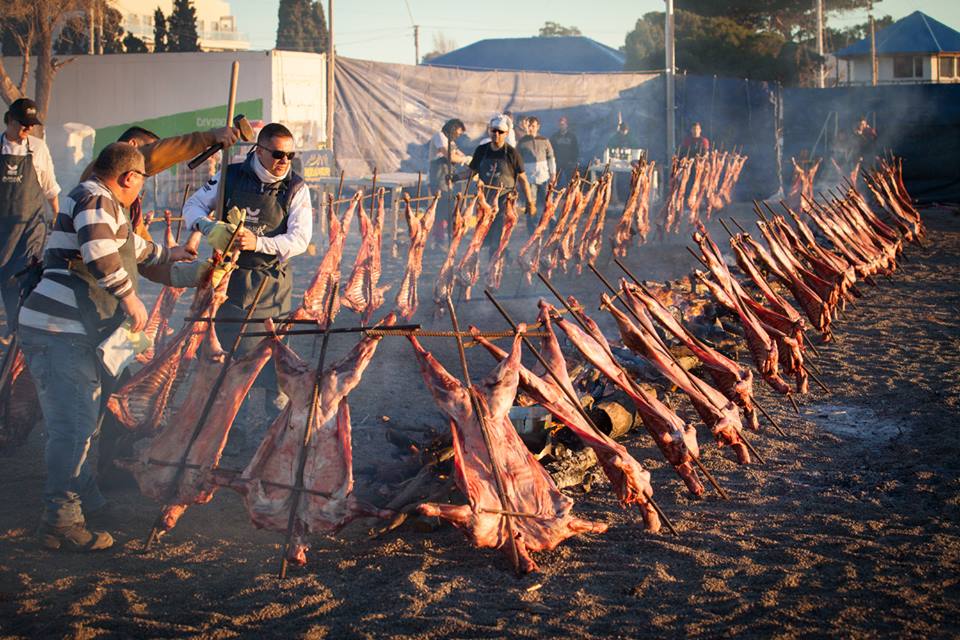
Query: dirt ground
0 202 958 639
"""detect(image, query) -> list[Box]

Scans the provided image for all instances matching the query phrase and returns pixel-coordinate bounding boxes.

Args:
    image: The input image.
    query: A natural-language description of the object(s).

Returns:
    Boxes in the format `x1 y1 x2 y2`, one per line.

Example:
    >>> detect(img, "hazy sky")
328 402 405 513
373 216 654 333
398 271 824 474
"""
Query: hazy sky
229 0 960 63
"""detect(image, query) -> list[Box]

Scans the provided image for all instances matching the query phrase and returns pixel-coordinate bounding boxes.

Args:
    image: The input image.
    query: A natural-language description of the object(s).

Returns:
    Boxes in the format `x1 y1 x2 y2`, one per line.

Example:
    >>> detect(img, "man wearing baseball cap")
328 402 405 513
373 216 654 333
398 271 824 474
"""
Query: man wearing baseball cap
0 98 61 335
469 114 535 251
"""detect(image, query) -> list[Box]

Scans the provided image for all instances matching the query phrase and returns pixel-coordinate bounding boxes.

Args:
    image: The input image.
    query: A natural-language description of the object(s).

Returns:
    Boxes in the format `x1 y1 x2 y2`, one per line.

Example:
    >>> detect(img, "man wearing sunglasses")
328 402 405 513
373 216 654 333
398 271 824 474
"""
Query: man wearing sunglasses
0 98 61 335
184 122 312 440
18 143 196 551
468 114 535 252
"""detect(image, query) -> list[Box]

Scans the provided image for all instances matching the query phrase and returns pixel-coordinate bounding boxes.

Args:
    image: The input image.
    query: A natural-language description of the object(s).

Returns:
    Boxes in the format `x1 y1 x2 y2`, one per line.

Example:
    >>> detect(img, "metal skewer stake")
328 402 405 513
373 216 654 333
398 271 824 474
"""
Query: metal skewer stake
612 257 789 438
445 296 522 574
279 284 339 579
535 271 730 501
483 289 678 536
588 264 767 463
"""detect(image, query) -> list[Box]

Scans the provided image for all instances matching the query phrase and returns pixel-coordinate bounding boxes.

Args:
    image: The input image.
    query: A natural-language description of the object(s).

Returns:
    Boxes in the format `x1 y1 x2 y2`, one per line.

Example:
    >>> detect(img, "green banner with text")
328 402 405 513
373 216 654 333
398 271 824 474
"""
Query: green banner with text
93 98 263 155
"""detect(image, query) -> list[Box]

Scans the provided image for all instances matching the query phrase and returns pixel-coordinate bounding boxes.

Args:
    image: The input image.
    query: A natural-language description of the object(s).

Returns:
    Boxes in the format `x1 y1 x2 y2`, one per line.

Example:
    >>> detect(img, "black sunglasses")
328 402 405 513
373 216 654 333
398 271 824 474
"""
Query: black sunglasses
258 145 296 161
125 169 148 178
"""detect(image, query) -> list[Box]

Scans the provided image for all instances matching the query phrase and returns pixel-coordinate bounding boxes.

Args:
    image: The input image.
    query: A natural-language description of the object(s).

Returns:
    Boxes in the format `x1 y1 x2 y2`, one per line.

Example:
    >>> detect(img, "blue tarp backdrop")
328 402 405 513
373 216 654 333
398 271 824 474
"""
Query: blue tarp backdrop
334 57 957 204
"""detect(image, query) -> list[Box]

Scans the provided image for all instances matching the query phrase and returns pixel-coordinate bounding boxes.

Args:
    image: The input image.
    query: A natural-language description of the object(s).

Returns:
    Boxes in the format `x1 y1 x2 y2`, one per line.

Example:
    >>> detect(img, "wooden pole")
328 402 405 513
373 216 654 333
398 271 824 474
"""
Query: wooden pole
326 0 335 151
279 285 339 579
215 61 240 221
446 296 521 573
483 289 678 536
535 271 730 501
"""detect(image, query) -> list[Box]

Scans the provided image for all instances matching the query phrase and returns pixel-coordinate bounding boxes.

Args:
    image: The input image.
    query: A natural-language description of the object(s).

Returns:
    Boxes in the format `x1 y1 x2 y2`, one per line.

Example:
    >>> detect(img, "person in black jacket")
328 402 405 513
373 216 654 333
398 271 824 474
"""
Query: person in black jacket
550 116 580 180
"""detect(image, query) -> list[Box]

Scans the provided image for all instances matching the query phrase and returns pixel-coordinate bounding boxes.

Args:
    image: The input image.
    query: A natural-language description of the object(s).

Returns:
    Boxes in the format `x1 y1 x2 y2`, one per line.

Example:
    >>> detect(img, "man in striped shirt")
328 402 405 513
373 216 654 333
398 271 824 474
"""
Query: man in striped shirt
18 143 195 551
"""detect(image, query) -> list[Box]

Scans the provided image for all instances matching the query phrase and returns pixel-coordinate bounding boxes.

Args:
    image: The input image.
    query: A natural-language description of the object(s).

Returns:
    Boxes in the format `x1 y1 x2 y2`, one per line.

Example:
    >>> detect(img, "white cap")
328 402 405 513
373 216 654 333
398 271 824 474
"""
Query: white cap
489 114 510 132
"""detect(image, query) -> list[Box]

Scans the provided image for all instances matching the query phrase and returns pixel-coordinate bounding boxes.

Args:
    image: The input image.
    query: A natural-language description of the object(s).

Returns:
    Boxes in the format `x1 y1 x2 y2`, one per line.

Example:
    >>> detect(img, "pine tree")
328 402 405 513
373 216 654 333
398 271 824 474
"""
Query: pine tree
276 0 306 51
153 7 168 52
167 0 200 52
276 0 328 53
123 32 148 53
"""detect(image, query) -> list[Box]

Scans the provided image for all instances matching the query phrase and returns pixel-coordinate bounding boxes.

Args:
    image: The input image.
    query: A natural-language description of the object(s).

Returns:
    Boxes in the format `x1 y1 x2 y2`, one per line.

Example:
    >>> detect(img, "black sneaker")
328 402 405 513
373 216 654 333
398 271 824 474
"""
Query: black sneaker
38 523 114 552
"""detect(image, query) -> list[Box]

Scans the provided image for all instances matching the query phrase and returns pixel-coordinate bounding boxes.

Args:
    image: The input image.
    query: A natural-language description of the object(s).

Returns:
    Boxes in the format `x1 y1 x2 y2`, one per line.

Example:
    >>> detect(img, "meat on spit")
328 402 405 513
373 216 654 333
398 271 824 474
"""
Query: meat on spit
395 193 439 319
412 331 607 573
222 314 396 566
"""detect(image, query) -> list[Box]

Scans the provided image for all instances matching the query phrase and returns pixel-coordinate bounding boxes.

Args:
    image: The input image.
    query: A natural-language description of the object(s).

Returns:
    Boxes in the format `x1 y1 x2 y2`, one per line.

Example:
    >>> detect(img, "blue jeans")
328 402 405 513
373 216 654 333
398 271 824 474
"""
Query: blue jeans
19 326 106 527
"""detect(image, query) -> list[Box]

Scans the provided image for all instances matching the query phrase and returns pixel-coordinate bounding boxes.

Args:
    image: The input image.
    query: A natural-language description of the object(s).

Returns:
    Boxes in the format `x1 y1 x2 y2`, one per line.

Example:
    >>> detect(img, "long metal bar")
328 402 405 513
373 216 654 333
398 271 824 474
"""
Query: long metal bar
445 296 521 574
483 289 678 536
279 285 339 579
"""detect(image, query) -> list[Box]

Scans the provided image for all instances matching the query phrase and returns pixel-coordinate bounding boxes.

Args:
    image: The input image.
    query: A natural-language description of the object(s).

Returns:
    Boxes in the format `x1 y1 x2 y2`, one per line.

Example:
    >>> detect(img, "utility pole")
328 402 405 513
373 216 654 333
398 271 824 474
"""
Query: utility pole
816 0 825 88
664 0 676 157
414 25 420 65
326 0 335 151
870 15 878 86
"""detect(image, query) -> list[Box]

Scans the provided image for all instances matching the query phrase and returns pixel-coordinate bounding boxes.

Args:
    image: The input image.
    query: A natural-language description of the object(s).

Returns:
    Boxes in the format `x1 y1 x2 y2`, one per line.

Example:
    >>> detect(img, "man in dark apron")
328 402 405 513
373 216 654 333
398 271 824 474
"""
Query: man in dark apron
0 98 60 334
183 123 312 442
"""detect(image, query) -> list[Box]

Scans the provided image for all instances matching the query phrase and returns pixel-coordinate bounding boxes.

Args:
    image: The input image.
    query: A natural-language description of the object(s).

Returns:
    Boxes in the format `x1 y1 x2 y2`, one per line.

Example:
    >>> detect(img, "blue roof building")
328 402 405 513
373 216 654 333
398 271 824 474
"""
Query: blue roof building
834 11 960 85
422 36 626 74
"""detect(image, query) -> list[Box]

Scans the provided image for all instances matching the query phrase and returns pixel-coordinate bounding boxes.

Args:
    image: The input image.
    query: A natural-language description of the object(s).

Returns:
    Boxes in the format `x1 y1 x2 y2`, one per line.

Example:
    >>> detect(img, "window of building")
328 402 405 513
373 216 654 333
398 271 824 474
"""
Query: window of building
893 56 923 78
940 56 957 78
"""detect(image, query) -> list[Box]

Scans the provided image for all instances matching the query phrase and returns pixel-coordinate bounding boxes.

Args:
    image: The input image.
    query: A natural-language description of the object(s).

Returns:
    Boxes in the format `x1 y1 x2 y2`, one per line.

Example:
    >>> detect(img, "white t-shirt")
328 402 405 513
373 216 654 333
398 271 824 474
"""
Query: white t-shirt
1 133 61 201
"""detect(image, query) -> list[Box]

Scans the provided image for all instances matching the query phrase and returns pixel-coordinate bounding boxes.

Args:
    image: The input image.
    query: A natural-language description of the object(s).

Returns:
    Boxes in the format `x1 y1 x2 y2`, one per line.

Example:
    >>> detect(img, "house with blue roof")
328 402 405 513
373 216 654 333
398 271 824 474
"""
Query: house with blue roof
834 11 960 85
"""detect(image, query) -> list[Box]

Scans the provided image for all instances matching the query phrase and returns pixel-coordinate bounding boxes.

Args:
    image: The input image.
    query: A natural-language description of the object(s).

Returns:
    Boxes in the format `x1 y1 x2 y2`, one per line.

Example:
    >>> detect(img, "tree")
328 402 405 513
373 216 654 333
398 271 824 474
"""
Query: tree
54 4 124 55
624 10 808 84
123 31 148 53
825 14 893 51
167 0 200 52
0 0 83 124
538 21 582 37
276 0 328 53
153 7 168 52
421 32 456 63
677 0 872 39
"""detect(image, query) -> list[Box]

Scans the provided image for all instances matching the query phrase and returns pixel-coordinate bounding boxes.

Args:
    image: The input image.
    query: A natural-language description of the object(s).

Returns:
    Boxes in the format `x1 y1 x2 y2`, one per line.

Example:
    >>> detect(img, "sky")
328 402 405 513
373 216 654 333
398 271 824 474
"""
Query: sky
229 0 960 63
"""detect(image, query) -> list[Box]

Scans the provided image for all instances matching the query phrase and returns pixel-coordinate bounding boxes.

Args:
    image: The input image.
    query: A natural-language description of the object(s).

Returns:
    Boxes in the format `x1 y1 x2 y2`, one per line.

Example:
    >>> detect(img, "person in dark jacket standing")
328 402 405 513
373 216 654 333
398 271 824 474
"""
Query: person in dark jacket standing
0 98 61 335
550 116 580 180
469 114 535 251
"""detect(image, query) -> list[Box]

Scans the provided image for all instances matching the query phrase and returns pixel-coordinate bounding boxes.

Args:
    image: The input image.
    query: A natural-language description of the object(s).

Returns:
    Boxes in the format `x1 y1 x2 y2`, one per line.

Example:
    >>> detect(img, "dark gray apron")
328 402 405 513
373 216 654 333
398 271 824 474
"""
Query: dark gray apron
0 136 47 332
215 160 295 397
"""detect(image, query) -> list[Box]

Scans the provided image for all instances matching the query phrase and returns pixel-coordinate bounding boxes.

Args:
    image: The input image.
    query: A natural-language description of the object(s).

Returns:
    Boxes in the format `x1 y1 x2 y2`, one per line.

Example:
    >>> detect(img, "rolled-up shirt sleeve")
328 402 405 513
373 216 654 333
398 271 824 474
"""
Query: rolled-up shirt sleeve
34 140 61 200
183 178 219 231
255 184 313 262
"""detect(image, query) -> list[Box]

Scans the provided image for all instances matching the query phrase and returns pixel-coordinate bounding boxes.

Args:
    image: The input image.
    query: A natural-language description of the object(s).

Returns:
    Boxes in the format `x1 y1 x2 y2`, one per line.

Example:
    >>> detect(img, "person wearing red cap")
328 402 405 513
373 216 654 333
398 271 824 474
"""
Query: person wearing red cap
0 98 61 335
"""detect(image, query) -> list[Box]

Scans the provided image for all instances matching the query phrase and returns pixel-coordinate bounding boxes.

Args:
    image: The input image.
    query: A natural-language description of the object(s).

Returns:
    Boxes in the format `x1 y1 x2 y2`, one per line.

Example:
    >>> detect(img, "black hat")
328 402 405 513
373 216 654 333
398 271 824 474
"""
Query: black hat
7 98 42 127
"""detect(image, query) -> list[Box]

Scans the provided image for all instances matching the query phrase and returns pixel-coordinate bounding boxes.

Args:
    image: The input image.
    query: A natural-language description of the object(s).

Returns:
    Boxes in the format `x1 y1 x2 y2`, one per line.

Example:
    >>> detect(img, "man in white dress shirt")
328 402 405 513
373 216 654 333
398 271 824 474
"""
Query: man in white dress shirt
183 122 312 434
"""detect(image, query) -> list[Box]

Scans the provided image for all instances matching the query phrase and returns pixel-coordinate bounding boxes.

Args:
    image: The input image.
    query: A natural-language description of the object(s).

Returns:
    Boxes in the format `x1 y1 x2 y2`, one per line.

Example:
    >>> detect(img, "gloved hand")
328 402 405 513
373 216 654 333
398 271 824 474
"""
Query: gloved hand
205 221 237 252
210 258 238 288
169 260 214 288
195 207 246 252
